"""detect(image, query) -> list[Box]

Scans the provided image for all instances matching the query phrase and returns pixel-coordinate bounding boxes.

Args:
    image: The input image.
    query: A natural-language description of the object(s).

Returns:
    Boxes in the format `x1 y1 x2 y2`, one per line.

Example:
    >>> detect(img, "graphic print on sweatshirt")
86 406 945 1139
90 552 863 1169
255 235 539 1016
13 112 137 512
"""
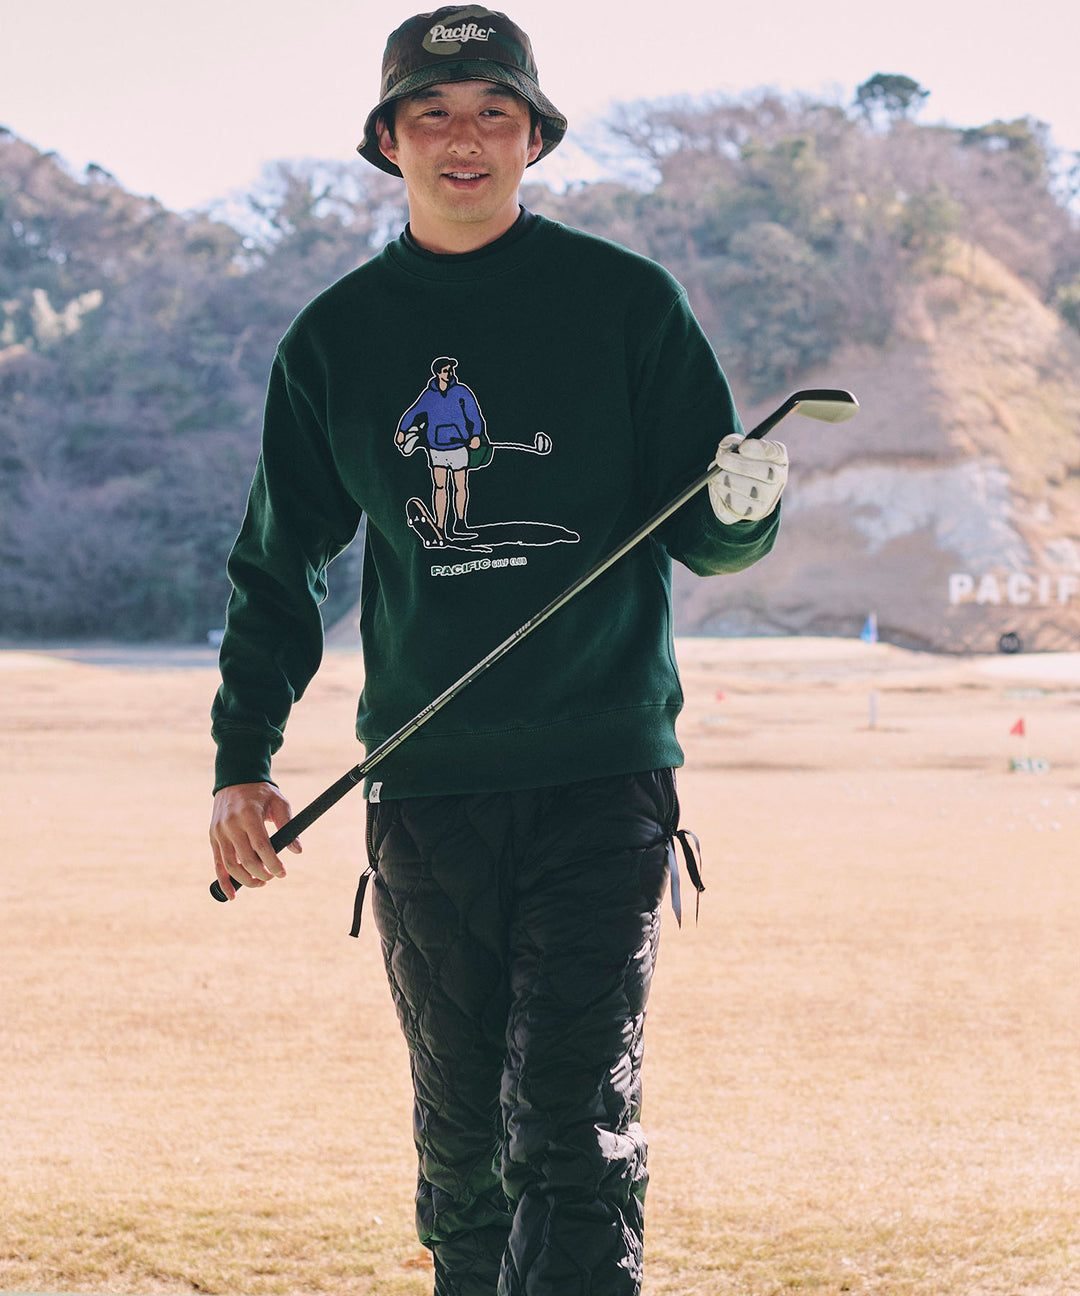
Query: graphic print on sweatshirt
395 356 581 554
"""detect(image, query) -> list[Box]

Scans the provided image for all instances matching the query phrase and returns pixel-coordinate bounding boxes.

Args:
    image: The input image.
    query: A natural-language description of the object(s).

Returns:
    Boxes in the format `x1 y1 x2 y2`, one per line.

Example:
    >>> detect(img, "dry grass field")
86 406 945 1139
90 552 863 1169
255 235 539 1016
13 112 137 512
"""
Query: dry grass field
2 637 1078 1295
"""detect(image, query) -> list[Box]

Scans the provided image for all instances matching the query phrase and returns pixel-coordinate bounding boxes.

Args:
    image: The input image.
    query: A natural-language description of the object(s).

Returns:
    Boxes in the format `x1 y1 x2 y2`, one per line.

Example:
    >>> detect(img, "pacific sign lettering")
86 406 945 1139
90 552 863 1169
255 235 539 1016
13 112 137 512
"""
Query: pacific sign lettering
948 572 1080 607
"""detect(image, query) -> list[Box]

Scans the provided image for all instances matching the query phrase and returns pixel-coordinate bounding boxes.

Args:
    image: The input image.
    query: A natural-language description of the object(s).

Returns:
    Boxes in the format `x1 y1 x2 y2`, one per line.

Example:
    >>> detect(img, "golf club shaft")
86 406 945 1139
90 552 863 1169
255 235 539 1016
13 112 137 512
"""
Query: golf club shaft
491 434 549 454
211 404 784 901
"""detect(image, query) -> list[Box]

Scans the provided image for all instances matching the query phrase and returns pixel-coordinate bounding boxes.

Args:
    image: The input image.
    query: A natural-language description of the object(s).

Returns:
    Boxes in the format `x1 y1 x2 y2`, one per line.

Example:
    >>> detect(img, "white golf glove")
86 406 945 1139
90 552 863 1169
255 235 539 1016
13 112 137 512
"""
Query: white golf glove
708 433 788 524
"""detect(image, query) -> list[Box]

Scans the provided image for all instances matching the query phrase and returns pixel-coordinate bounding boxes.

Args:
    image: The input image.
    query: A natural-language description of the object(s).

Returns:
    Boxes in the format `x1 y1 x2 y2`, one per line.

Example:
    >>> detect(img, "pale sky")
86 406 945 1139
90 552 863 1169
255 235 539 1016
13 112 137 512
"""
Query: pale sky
4 0 1079 214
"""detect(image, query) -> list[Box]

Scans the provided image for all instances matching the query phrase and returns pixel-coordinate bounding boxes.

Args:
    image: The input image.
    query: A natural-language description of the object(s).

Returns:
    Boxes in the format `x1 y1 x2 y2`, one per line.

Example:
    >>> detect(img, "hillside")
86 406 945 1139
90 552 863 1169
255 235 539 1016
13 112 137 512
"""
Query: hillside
674 241 1080 652
3 83 1080 648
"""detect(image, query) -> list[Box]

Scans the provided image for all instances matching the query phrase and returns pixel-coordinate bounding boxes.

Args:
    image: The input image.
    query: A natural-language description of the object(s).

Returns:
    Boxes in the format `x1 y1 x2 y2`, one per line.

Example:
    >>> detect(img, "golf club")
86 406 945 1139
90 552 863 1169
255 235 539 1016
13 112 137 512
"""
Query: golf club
211 388 858 902
494 432 552 455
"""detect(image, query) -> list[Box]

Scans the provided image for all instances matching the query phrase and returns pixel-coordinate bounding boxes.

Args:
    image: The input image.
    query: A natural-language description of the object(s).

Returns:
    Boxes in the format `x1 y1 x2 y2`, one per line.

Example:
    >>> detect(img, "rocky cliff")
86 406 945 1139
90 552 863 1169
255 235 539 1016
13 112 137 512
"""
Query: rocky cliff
674 241 1080 652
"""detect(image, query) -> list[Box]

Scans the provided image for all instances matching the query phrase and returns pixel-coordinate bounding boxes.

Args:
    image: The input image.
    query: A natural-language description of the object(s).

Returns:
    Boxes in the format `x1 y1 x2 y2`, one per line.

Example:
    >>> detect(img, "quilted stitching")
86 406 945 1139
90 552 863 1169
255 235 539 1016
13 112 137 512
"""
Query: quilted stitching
369 772 672 1295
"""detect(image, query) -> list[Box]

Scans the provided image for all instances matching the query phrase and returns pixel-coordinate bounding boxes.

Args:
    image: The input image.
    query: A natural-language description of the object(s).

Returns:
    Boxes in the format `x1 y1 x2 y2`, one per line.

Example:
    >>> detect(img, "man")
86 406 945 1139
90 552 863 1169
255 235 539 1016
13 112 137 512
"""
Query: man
209 8 788 1295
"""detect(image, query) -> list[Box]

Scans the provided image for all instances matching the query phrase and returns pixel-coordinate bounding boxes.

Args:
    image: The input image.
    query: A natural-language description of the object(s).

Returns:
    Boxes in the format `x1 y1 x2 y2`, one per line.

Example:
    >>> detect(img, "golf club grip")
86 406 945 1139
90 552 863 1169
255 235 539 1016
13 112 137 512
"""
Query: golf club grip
209 765 363 902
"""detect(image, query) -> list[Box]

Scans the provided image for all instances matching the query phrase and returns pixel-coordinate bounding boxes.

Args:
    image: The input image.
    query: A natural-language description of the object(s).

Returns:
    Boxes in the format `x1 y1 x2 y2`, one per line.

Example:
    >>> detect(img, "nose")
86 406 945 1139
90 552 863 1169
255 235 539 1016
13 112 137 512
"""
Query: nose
446 116 482 157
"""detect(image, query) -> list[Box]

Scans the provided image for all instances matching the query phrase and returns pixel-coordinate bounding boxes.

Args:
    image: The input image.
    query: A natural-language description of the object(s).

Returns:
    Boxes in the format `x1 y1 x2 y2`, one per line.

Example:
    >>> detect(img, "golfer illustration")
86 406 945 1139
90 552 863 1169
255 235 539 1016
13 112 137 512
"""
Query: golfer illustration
396 356 485 541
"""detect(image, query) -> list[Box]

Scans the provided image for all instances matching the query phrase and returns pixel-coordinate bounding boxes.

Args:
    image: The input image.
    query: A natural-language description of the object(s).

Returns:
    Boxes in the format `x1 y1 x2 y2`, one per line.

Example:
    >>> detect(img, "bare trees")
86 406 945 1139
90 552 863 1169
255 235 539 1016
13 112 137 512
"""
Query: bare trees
2 76 1078 639
0 137 405 638
532 82 1079 399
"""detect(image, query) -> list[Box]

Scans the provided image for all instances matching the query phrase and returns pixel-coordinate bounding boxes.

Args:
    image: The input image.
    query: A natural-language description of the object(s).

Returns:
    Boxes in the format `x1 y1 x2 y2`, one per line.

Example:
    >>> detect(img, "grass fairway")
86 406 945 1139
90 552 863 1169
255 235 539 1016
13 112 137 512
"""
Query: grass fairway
2 639 1078 1294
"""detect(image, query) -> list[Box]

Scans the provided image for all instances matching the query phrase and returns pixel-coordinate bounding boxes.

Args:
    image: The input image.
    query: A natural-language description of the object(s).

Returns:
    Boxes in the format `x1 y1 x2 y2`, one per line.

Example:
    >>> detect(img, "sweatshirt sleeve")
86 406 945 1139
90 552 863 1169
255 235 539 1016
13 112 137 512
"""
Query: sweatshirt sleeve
633 287 780 576
210 340 363 792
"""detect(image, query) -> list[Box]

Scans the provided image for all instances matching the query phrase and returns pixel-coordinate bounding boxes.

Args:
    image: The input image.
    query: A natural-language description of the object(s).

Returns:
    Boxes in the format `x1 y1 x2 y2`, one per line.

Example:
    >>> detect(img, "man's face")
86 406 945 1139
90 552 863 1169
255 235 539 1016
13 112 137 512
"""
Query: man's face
436 364 454 389
377 80 543 253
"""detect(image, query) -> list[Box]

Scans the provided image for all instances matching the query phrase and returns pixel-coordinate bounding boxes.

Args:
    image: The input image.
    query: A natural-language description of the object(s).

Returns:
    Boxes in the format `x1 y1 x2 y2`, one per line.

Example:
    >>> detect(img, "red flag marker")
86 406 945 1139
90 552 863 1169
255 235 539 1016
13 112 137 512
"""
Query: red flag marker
1010 718 1025 737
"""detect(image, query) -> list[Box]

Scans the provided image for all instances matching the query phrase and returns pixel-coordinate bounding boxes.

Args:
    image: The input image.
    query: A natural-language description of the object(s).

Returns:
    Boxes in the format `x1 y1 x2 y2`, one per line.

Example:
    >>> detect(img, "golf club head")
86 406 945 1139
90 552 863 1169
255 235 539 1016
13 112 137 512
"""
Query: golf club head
790 389 859 423
746 388 858 440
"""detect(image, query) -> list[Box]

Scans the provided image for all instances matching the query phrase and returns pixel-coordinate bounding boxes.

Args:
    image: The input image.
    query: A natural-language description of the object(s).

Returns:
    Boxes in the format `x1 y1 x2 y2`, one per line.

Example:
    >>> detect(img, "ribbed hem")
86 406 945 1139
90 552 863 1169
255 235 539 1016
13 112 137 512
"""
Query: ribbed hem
357 705 685 801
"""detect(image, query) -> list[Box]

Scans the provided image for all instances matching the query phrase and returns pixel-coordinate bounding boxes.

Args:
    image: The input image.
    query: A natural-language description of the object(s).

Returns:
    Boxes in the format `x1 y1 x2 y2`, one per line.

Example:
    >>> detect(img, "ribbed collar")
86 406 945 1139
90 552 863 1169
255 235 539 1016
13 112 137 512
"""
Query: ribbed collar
385 207 549 281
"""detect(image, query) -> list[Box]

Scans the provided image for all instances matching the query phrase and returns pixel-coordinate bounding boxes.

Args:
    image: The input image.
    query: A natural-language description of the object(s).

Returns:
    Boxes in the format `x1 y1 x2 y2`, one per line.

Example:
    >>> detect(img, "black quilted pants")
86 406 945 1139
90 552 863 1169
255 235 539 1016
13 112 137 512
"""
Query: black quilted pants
366 768 677 1296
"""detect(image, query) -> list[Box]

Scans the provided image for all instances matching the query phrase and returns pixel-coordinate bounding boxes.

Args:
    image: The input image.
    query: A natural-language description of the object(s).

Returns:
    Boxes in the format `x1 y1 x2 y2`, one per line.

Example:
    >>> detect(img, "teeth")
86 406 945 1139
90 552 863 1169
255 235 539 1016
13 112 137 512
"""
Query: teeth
448 172 482 179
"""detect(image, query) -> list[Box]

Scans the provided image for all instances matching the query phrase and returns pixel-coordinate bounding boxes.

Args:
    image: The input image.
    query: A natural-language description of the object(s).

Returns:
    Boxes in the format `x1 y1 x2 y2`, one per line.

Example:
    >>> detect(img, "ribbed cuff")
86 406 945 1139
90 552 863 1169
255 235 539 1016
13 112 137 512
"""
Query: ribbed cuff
213 730 274 793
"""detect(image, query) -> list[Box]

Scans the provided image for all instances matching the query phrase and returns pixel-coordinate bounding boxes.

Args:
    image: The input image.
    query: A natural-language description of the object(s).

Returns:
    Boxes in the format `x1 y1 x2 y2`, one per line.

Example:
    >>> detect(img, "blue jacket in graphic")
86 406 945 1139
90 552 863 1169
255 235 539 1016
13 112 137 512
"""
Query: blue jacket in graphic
398 377 484 450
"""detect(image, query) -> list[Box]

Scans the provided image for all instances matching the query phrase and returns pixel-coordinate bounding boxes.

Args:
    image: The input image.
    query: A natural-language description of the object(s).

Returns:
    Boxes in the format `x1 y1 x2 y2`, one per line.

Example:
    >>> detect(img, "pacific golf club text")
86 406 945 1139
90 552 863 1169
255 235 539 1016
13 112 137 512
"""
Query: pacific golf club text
431 556 529 577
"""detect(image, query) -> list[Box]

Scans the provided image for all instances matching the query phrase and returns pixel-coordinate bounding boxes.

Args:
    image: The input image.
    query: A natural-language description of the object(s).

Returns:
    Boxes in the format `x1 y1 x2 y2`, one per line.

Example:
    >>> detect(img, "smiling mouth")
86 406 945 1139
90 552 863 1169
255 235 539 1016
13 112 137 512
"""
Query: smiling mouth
445 171 486 181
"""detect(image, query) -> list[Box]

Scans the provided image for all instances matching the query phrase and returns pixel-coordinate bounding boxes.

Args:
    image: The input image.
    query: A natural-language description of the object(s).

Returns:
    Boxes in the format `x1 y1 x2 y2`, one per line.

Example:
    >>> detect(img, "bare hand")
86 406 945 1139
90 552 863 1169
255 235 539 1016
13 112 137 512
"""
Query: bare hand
209 782 301 899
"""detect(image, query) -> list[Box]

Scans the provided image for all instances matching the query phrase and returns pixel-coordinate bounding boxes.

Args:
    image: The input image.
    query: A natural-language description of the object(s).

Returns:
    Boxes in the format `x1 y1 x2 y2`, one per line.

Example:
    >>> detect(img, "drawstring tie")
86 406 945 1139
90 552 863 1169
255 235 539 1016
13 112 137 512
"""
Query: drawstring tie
667 828 704 927
349 866 373 938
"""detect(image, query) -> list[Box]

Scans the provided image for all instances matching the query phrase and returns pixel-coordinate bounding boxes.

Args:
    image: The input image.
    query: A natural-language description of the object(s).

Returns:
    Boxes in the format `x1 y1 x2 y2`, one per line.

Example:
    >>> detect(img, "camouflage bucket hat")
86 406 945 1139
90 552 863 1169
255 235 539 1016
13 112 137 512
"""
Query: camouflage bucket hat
357 6 567 177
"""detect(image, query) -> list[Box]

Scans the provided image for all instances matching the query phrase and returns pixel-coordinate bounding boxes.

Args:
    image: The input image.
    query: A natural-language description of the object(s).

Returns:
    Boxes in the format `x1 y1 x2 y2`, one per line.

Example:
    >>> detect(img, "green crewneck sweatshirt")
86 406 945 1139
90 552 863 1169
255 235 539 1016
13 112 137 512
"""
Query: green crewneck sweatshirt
211 212 778 799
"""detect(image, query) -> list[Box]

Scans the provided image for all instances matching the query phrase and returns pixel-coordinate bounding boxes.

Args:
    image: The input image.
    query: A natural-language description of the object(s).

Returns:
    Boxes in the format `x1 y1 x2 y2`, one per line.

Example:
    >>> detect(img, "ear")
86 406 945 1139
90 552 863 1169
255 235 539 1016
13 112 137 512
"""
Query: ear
527 120 544 165
376 117 398 167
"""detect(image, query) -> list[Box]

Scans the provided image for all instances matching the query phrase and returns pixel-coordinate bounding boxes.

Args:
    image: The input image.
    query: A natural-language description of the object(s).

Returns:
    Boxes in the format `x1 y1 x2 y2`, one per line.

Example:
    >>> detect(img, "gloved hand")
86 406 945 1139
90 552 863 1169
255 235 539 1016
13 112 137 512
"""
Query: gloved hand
708 433 788 524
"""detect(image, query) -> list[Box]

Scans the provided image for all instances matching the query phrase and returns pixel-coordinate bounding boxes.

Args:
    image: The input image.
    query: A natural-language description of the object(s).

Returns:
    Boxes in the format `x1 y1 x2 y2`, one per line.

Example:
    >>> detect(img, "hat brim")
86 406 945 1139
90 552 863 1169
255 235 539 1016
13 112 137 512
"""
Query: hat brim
356 61 567 177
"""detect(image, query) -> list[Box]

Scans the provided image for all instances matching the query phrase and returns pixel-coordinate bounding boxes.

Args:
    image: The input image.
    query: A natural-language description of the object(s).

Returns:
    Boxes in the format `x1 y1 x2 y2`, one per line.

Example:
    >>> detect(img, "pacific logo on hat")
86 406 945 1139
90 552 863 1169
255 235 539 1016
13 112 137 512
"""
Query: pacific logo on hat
424 7 496 54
